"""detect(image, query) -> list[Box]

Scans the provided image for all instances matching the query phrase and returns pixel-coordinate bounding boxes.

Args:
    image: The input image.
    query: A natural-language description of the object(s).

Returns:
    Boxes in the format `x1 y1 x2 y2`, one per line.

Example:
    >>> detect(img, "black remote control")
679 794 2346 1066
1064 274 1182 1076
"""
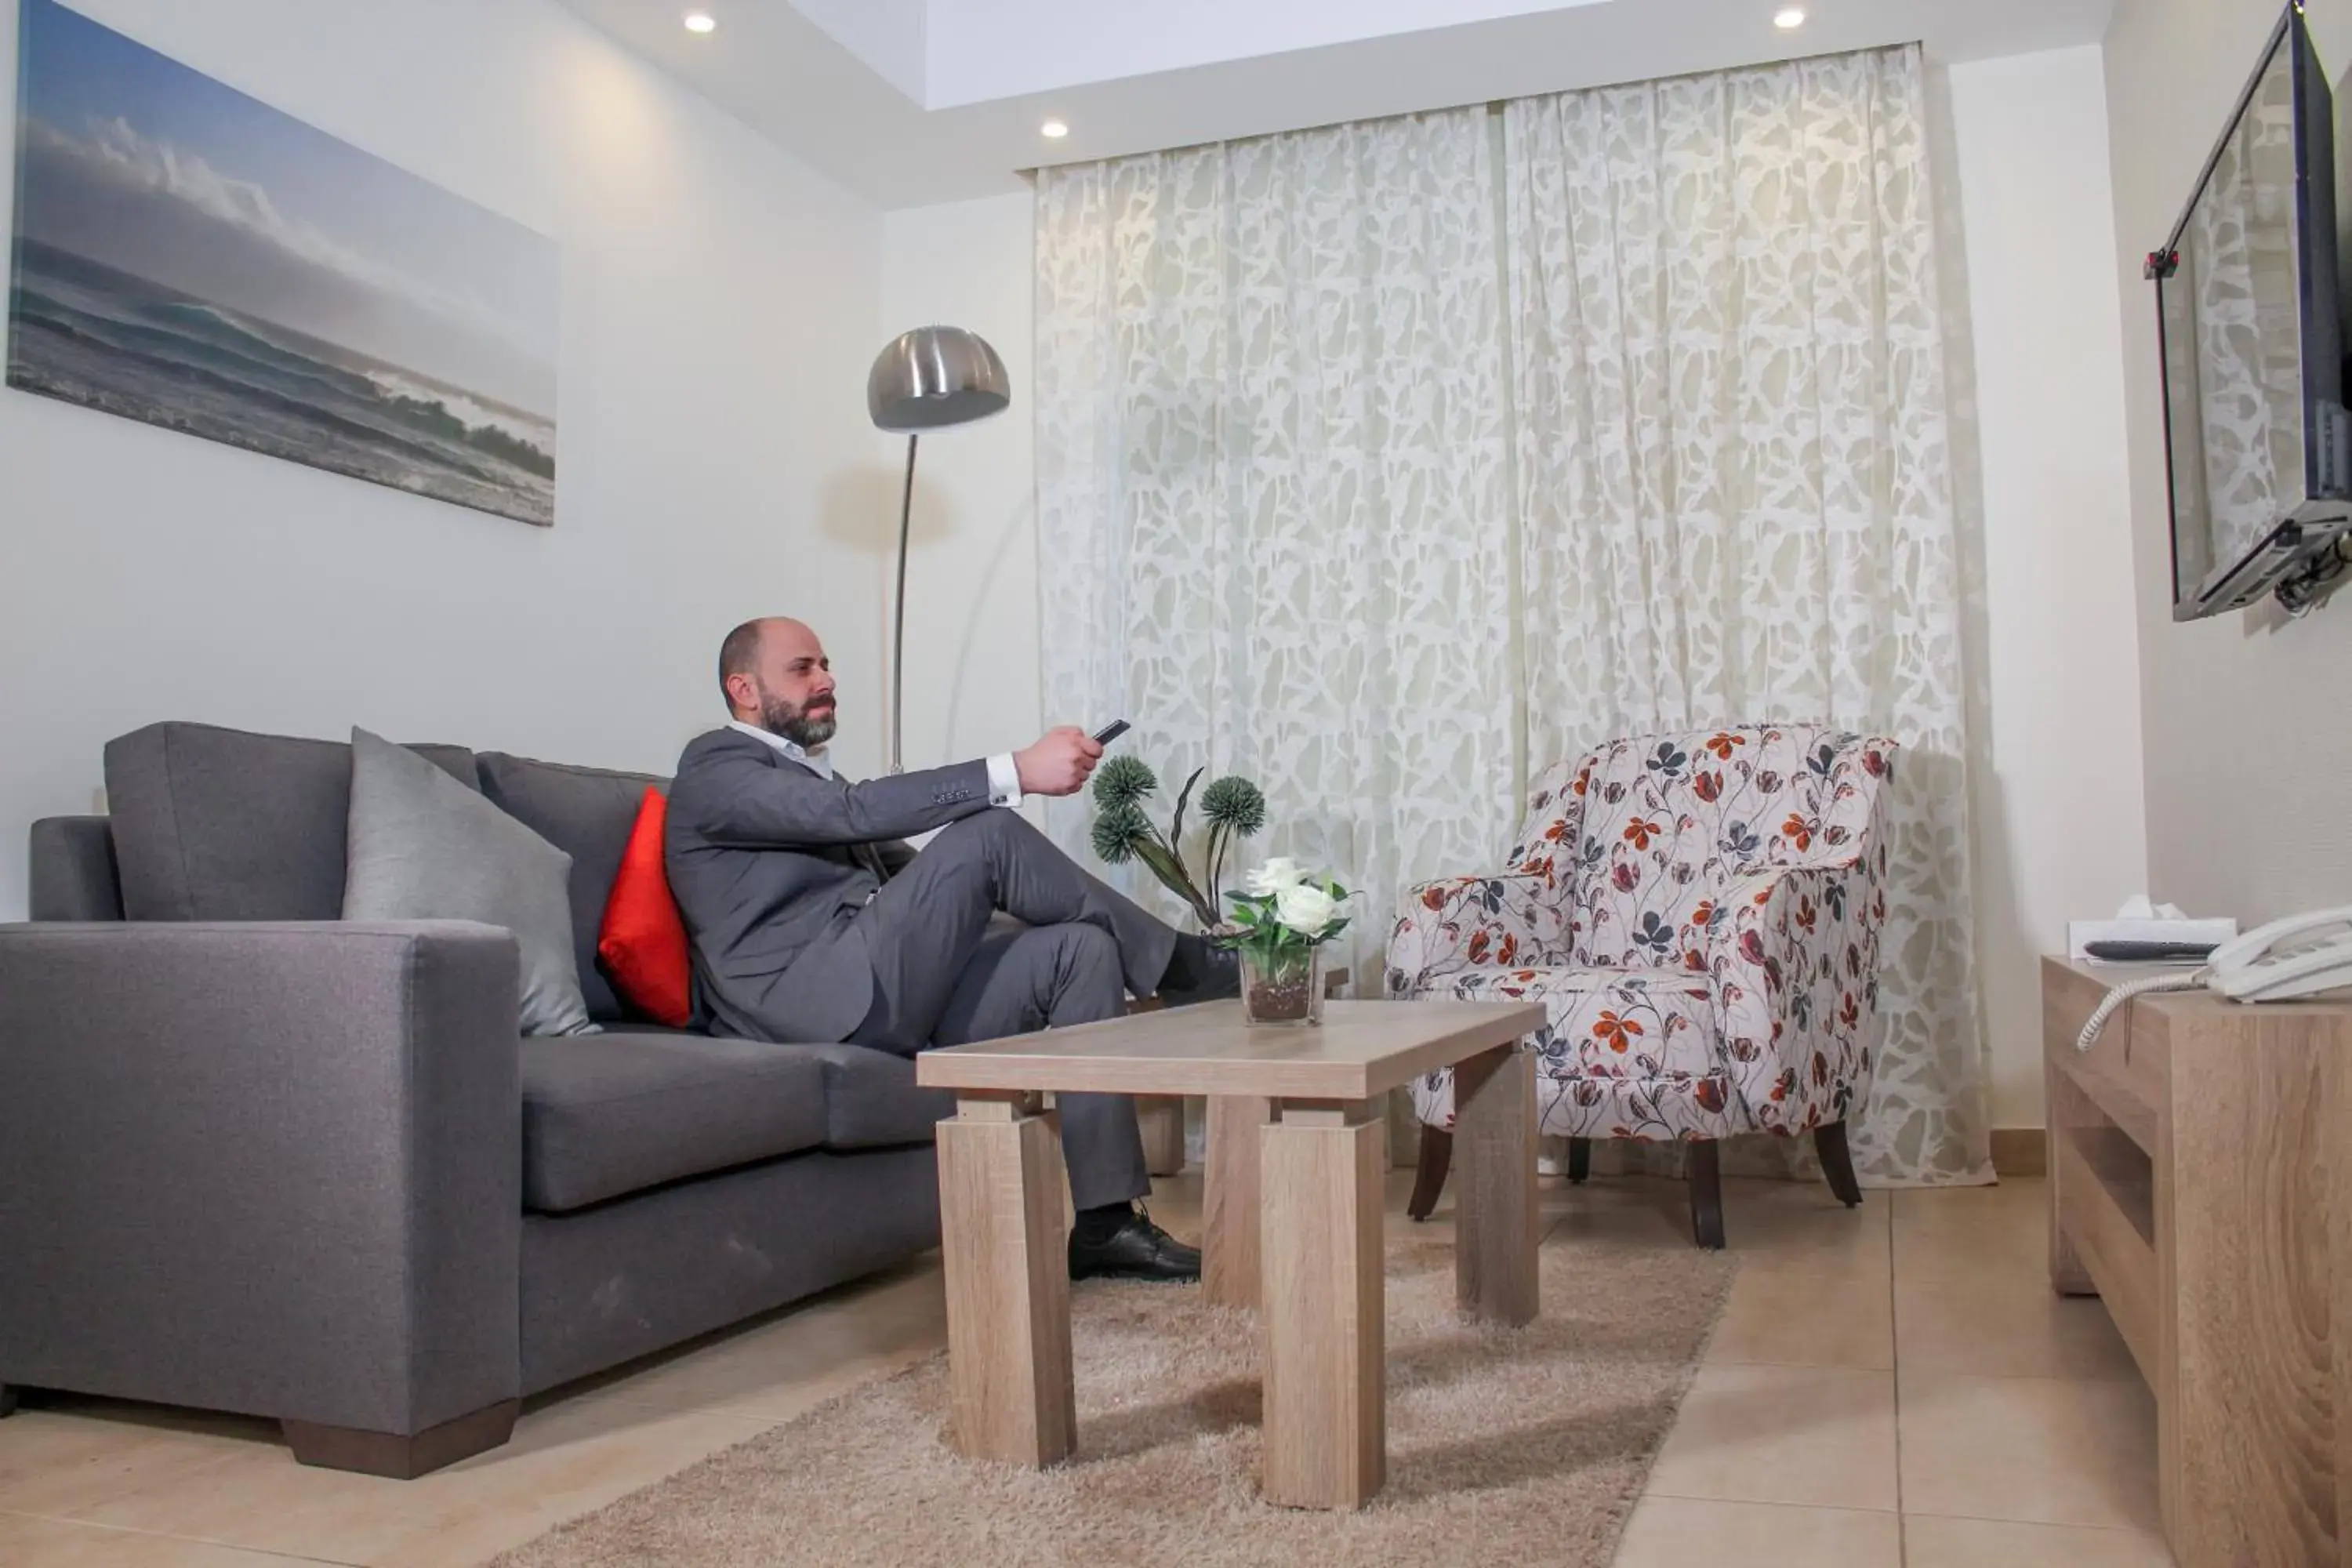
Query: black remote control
1091 720 1131 746
2081 939 2219 964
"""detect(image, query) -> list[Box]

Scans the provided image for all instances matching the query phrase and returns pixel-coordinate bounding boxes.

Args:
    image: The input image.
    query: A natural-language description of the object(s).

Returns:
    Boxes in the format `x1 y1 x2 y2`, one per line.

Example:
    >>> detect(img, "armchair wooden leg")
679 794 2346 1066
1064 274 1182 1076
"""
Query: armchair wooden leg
1406 1126 1453 1222
1687 1140 1726 1250
1566 1136 1592 1185
1815 1118 1863 1208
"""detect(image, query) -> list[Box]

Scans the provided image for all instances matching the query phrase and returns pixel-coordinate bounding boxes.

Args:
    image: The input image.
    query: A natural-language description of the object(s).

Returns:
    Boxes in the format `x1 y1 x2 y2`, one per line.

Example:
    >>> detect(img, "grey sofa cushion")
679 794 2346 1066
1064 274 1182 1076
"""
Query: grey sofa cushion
344 728 597 1038
29 817 123 921
105 722 478 921
801 1042 956 1149
518 1033 829 1213
476 753 666 1025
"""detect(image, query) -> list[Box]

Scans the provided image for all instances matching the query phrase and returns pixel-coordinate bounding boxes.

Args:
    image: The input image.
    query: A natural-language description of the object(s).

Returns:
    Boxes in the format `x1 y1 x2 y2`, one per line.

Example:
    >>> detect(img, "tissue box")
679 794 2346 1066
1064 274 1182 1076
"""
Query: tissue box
2066 917 2238 963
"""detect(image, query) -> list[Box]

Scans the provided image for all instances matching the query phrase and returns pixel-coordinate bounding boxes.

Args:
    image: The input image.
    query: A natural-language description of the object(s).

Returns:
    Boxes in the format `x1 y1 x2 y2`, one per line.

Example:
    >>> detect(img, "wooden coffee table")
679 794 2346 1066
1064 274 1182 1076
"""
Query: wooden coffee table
914 997 1544 1509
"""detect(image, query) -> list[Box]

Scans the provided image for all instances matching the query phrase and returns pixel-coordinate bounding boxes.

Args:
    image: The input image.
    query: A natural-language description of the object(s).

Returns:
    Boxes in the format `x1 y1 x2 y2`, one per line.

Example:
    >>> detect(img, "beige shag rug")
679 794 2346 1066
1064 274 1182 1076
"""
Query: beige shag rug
496 1230 1735 1566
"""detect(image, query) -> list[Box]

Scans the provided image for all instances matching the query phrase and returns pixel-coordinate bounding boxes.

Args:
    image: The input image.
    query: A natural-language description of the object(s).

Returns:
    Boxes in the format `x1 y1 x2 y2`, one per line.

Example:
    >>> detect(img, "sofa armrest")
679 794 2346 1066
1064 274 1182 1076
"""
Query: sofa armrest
0 920 522 1438
28 816 122 921
1385 873 1559 996
1708 858 1885 1135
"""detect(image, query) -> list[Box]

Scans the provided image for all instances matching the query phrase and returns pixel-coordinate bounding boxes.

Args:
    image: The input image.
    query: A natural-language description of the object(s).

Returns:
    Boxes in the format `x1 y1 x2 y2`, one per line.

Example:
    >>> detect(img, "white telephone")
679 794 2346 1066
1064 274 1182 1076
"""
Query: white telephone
2075 906 2352 1050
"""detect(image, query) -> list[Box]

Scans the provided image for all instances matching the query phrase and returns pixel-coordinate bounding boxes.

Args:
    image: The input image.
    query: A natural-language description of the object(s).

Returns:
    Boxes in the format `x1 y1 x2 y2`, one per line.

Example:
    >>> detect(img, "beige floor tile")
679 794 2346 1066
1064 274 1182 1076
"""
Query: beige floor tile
68 1395 774 1568
1898 1368 2161 1531
1722 1179 1892 1277
1903 1514 2177 1567
1612 1497 1902 1566
568 1259 947 1421
1643 1363 1898 1512
1544 1175 1726 1255
1893 1178 2049 1284
0 1403 274 1519
0 1512 347 1566
1894 1269 2139 1381
1536 1174 1890 1276
1704 1265 1894 1369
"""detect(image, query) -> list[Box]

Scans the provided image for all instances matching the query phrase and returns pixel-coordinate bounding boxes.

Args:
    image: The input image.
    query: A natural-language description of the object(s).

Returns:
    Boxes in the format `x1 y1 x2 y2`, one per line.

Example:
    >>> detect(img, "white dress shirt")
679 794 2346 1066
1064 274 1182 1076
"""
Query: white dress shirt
724 720 1022 809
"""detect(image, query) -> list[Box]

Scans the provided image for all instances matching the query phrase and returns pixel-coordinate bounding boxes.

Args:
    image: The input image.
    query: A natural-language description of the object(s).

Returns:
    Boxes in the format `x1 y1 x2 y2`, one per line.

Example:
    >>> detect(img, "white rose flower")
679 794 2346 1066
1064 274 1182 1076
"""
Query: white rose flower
1272 880 1338 936
1244 857 1308 896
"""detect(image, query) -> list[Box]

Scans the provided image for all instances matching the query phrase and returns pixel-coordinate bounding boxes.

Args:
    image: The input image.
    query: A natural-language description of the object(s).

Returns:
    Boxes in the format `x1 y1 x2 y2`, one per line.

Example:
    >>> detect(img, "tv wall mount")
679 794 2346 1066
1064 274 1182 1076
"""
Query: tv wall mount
2275 534 2352 615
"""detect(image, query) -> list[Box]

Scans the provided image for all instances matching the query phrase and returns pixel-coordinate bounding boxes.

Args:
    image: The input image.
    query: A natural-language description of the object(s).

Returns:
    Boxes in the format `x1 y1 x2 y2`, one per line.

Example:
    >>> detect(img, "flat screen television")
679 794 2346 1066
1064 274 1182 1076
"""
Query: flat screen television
2154 5 2350 619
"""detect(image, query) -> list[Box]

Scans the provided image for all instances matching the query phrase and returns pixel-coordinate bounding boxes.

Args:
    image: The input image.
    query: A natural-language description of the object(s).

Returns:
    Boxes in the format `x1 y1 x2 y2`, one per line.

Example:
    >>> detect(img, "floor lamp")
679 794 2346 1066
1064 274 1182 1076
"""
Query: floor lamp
866 325 1011 775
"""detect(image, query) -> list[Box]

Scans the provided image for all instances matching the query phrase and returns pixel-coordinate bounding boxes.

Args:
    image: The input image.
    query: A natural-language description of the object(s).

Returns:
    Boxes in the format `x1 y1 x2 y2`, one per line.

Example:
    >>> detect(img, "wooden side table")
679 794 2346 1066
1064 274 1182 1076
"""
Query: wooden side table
2042 956 2352 1566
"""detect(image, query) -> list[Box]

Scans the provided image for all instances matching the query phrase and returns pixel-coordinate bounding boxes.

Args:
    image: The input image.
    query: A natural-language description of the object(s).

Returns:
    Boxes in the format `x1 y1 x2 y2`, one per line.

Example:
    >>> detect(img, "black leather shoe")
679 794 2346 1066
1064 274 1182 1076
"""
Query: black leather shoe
1156 942 1241 1007
1069 1209 1202 1283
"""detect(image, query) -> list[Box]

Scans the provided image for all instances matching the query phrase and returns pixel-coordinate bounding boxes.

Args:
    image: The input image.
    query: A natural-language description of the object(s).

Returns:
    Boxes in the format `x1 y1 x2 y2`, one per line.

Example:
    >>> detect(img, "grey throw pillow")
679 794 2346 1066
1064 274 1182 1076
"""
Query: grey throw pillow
343 727 598 1037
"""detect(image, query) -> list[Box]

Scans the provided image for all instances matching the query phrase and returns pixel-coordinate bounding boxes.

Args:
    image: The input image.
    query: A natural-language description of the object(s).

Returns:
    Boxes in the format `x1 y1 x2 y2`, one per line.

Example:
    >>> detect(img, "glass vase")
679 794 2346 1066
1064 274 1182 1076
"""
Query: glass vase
1240 944 1324 1026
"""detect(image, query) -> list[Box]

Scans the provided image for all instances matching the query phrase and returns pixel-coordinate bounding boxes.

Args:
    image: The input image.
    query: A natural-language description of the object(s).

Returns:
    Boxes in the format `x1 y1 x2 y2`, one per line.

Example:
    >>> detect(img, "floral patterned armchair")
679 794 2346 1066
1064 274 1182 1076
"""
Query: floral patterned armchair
1385 725 1896 1247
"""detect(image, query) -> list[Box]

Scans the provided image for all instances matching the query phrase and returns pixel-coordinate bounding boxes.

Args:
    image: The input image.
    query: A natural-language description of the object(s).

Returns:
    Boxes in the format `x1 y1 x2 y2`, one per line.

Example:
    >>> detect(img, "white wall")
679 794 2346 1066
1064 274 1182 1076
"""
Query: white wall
0 0 891 920
877 192 1046 782
878 48 2149 1132
1943 46 2149 1130
2106 0 2352 923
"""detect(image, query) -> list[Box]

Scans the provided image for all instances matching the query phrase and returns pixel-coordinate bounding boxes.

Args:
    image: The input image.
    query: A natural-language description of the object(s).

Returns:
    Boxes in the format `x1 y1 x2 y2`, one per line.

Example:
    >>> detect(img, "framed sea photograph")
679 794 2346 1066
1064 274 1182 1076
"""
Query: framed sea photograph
7 0 558 524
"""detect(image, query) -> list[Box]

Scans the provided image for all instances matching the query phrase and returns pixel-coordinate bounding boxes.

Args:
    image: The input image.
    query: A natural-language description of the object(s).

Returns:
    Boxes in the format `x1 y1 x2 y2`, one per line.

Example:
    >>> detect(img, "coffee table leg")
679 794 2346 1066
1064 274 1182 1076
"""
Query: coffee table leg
1203 1095 1274 1308
1261 1099 1385 1509
1453 1043 1539 1324
936 1094 1076 1467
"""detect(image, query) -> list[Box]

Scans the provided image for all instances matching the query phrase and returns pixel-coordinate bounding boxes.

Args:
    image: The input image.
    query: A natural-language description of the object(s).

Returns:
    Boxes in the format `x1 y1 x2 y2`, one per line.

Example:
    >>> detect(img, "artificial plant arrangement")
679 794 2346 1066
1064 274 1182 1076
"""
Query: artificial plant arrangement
1087 757 1267 931
1221 858 1352 1024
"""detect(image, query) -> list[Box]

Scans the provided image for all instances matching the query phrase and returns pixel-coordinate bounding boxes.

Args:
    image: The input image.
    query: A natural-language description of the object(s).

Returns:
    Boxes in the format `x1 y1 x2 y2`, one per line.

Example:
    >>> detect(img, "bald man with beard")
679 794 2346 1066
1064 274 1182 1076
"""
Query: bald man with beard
664 617 1237 1283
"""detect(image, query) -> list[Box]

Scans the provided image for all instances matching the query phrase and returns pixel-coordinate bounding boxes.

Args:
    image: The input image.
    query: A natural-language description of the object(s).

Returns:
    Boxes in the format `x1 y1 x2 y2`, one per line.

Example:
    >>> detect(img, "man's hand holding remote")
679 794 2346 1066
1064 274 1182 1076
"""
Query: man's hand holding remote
1014 726 1105 797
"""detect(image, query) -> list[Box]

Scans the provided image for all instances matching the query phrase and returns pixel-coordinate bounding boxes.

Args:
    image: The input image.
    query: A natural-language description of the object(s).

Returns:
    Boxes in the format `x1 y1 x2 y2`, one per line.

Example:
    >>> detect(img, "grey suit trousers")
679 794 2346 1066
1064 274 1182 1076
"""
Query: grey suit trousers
846 811 1180 1211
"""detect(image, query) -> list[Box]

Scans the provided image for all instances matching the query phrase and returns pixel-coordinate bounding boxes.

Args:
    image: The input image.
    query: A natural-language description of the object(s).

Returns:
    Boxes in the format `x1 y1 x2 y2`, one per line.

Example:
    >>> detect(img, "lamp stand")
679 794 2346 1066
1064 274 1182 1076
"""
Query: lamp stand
889 433 918 775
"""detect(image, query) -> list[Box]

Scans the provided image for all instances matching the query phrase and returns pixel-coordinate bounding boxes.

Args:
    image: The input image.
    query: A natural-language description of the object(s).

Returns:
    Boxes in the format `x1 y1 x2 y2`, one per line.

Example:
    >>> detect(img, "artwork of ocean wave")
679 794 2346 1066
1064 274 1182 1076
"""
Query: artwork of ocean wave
8 0 559 525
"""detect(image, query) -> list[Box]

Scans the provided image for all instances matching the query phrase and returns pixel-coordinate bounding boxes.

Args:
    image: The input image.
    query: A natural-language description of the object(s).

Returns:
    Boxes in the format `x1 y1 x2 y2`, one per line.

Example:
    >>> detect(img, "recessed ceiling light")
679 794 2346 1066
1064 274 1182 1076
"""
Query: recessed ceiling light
1040 118 1069 140
1773 6 1806 27
684 12 717 34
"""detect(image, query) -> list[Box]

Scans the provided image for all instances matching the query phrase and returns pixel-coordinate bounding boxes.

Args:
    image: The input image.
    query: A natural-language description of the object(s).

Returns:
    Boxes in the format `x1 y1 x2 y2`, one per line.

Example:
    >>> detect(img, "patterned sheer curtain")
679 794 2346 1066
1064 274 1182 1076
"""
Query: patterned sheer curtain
1502 46 1986 1184
1035 46 1991 1185
1033 110 1521 985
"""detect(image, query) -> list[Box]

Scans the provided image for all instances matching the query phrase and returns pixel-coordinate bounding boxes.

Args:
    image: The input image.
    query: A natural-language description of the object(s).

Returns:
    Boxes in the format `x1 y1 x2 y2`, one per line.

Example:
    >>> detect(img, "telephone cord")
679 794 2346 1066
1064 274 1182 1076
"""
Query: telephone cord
2075 968 2209 1052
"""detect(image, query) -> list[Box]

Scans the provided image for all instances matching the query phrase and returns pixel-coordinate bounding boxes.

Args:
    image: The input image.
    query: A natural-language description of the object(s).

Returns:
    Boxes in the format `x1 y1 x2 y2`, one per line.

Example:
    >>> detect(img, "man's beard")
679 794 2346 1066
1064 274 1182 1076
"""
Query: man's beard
758 689 837 750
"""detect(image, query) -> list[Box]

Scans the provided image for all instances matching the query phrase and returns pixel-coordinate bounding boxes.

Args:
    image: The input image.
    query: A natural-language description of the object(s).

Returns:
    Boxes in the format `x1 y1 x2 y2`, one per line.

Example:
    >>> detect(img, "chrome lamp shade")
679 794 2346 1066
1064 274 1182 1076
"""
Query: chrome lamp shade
868 325 1011 774
868 326 1010 432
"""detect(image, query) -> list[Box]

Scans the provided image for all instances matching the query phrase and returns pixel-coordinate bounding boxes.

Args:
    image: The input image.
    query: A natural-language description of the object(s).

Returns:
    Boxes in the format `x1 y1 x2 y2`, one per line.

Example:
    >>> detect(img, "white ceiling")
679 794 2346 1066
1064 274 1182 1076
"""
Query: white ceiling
914 0 1619 110
554 0 2116 209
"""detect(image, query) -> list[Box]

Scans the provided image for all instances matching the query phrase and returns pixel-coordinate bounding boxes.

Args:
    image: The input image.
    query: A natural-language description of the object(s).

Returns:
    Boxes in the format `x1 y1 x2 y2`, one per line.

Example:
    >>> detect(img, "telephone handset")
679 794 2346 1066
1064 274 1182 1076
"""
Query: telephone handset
2075 905 2352 1050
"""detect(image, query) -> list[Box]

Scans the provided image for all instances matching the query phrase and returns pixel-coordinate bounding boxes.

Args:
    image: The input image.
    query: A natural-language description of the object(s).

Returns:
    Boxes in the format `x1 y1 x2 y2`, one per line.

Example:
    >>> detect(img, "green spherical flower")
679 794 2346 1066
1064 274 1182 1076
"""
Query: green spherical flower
1200 775 1266 836
1091 754 1158 808
1090 801 1151 865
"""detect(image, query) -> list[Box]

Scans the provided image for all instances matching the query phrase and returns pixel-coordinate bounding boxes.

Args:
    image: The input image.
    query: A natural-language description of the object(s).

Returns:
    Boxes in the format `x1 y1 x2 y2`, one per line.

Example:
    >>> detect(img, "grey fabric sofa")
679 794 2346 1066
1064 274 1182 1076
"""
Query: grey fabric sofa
0 722 948 1477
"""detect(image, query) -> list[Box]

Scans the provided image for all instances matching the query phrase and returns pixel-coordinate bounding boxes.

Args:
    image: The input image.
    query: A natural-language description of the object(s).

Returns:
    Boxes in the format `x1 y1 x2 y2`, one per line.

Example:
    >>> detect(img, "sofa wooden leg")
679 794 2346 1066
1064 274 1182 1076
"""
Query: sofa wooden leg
1815 1119 1864 1208
282 1399 518 1479
1566 1136 1592 1185
0 1385 19 1418
1406 1126 1454 1221
1687 1141 1726 1250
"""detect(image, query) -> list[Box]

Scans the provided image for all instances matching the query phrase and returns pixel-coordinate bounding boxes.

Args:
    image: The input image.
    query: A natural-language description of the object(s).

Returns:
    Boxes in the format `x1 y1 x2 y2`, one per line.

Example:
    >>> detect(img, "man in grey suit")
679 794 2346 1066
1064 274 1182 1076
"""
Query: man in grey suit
666 617 1236 1283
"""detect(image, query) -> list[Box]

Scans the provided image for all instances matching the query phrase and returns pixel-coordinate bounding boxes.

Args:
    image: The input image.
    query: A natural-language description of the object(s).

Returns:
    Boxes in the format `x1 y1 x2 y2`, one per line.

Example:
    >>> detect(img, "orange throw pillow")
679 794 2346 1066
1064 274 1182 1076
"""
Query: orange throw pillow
597 787 692 1028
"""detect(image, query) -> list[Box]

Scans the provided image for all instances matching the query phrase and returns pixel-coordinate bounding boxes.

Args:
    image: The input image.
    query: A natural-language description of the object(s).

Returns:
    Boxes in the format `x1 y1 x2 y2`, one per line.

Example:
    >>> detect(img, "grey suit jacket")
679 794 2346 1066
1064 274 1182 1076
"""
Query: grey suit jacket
664 727 996 1043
